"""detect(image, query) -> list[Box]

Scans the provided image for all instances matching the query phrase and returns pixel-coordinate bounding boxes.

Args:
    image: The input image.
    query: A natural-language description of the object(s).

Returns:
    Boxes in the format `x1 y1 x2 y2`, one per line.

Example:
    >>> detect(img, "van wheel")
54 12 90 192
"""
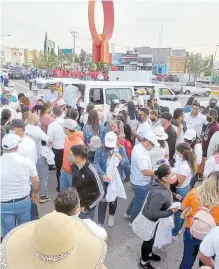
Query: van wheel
184 90 190 95
204 91 210 97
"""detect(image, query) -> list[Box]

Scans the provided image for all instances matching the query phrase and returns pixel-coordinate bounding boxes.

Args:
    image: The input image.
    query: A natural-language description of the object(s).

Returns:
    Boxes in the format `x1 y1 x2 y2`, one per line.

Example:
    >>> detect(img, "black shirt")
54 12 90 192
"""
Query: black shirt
72 160 104 210
165 124 177 162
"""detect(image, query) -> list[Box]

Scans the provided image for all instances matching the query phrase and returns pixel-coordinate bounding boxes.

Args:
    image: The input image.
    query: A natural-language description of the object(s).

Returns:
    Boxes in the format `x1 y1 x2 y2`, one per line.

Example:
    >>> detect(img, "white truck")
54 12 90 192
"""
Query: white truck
172 82 211 96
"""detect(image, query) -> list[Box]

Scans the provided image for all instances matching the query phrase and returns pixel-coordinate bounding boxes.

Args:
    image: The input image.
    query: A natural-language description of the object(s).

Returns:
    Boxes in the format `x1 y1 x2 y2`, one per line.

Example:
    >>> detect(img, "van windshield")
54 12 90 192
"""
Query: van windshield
158 87 177 101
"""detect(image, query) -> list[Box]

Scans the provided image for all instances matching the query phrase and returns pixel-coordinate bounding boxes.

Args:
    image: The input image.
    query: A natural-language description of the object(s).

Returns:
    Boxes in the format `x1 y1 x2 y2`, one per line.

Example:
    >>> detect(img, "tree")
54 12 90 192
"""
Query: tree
186 52 213 81
36 50 60 69
79 49 86 71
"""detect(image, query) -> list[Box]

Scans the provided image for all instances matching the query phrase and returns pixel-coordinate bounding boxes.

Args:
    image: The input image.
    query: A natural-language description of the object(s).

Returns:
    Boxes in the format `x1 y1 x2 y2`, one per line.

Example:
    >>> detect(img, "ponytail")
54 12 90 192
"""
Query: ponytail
176 143 197 174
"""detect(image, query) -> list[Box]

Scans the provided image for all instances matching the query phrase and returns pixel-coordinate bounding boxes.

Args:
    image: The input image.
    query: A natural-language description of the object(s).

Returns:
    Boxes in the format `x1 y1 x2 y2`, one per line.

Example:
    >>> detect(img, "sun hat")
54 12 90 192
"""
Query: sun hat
143 131 160 147
1 211 107 269
184 129 196 140
2 134 21 150
105 131 117 148
154 126 168 140
64 119 77 131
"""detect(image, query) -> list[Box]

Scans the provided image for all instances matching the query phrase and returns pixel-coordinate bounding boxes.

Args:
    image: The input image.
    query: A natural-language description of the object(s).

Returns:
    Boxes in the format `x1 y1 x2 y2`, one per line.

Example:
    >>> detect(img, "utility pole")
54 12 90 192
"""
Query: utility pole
70 31 79 68
211 44 219 79
111 43 115 54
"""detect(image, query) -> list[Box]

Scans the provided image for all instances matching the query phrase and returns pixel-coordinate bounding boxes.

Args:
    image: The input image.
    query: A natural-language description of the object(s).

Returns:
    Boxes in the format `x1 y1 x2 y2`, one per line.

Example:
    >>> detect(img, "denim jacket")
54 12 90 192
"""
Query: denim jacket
82 124 106 144
93 146 130 178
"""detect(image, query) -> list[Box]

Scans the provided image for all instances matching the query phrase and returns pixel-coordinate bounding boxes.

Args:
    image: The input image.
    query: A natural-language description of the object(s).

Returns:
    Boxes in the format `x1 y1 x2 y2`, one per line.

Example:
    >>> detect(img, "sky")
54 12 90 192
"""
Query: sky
1 0 219 60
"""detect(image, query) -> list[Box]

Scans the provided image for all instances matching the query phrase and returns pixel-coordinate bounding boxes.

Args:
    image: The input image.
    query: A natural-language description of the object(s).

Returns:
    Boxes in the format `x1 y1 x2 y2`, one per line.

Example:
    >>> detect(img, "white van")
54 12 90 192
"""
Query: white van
31 79 181 114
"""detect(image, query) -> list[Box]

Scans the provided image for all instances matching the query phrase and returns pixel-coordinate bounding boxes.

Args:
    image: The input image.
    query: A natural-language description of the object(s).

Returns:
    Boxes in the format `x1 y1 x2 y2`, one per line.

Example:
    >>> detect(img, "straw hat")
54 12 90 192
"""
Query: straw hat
1 211 107 269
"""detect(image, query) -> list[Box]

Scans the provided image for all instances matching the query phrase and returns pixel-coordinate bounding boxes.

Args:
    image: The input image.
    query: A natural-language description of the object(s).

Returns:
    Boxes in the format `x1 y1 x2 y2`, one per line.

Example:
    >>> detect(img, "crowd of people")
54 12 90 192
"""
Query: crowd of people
1 83 219 269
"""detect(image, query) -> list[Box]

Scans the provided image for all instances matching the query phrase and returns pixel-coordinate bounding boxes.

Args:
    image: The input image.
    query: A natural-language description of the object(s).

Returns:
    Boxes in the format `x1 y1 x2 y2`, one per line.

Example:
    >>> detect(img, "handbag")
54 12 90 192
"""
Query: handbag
132 190 159 241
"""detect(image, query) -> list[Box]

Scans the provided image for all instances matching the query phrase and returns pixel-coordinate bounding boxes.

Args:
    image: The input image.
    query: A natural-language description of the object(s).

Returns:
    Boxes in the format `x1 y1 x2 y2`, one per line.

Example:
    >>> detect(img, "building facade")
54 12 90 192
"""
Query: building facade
1 46 12 65
24 49 42 66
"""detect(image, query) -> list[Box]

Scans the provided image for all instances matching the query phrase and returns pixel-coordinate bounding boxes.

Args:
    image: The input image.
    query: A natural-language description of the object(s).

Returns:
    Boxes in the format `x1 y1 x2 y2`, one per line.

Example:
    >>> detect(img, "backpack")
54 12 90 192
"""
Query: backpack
190 203 217 240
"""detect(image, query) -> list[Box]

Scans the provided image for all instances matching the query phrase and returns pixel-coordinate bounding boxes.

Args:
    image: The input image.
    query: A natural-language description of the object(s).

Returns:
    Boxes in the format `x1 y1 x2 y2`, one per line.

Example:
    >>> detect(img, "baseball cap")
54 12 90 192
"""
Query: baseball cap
2 134 21 150
113 99 120 104
32 86 39 91
184 129 196 140
143 132 160 147
105 131 117 148
63 119 77 131
78 102 86 109
135 89 141 94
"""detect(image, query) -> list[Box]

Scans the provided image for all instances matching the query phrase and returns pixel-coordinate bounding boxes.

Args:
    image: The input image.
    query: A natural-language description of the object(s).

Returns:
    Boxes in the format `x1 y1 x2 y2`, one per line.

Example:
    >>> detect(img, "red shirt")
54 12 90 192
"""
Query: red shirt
118 137 133 159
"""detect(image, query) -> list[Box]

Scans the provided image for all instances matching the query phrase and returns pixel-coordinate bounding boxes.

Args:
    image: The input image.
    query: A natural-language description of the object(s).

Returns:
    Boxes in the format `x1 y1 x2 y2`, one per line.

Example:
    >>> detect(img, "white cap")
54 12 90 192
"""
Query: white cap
105 132 117 148
154 126 168 141
78 102 86 109
184 129 196 140
63 119 77 131
113 99 120 104
143 132 160 147
32 86 39 91
2 134 21 150
57 99 65 106
135 89 141 94
9 82 15 87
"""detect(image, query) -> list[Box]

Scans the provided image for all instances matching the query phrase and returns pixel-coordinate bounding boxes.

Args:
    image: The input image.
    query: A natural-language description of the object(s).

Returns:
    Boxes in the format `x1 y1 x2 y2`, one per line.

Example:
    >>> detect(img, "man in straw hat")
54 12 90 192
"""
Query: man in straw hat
1 211 108 269
1 134 40 238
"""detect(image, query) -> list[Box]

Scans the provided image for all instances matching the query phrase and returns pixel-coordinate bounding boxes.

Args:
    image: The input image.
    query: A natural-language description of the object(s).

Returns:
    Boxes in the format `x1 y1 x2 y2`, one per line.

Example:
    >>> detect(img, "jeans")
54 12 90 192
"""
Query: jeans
180 228 203 269
79 207 96 221
172 185 190 236
98 182 117 225
36 156 49 197
1 198 31 238
123 163 131 179
52 148 64 189
126 183 149 223
60 169 72 191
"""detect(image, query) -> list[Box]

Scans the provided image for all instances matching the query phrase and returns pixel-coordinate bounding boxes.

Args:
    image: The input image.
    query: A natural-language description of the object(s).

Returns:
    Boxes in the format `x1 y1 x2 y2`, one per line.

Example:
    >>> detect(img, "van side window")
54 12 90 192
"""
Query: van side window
105 88 132 104
158 88 173 96
89 88 104 104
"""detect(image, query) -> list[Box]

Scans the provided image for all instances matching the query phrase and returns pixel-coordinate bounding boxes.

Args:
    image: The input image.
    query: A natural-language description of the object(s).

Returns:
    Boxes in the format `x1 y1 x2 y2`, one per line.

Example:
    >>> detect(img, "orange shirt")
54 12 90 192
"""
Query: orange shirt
182 188 219 228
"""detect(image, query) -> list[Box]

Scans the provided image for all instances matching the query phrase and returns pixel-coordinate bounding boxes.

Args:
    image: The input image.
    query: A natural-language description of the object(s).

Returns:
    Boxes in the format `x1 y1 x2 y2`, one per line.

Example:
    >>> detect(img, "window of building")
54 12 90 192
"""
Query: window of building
89 88 104 104
139 66 152 71
138 57 153 64
13 52 16 56
105 88 132 104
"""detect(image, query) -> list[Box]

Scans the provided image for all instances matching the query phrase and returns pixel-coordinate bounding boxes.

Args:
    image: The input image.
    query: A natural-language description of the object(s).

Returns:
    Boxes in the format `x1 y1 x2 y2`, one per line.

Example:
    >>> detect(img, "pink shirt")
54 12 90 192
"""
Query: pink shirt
40 114 55 133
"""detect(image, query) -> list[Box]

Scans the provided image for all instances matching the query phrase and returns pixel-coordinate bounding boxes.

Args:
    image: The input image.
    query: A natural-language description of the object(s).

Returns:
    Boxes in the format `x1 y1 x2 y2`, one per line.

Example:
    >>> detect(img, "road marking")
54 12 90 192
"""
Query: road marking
11 80 29 90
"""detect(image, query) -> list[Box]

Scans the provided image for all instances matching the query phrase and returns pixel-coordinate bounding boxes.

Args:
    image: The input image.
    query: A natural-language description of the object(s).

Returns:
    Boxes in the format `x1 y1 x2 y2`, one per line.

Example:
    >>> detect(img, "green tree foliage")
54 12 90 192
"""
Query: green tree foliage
36 51 60 69
186 52 213 80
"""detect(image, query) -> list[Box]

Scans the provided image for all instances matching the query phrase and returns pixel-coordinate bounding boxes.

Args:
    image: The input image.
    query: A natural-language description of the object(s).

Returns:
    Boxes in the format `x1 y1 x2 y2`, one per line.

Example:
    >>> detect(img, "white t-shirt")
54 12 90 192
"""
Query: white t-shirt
184 112 208 137
47 117 66 150
150 141 169 168
130 143 152 186
43 91 58 103
203 155 219 178
1 152 38 201
199 227 219 269
174 160 192 188
173 125 185 145
135 120 152 144
18 135 37 165
137 95 144 107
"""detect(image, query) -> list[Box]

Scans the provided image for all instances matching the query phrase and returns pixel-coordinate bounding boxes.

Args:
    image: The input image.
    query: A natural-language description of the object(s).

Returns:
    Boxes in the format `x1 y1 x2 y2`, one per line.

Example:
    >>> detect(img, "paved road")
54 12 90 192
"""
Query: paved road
11 79 200 269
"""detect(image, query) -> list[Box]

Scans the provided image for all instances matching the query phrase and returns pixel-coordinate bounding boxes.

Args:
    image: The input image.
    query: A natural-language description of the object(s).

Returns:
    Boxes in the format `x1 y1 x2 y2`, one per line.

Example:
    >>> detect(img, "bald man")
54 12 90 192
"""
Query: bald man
25 113 53 204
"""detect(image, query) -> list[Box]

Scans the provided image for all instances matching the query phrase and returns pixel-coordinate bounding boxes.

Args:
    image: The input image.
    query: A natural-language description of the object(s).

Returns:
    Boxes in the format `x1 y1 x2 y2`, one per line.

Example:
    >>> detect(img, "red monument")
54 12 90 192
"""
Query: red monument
88 0 114 63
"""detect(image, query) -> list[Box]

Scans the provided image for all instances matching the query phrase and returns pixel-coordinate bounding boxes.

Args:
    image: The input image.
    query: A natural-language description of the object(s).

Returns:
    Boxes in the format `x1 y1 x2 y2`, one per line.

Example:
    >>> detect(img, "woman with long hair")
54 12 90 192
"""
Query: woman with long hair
139 164 179 269
93 132 129 227
179 171 219 268
184 129 203 188
172 142 197 237
106 99 120 124
1 109 11 128
39 102 55 132
117 110 127 124
127 101 138 131
184 96 195 113
83 109 105 163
